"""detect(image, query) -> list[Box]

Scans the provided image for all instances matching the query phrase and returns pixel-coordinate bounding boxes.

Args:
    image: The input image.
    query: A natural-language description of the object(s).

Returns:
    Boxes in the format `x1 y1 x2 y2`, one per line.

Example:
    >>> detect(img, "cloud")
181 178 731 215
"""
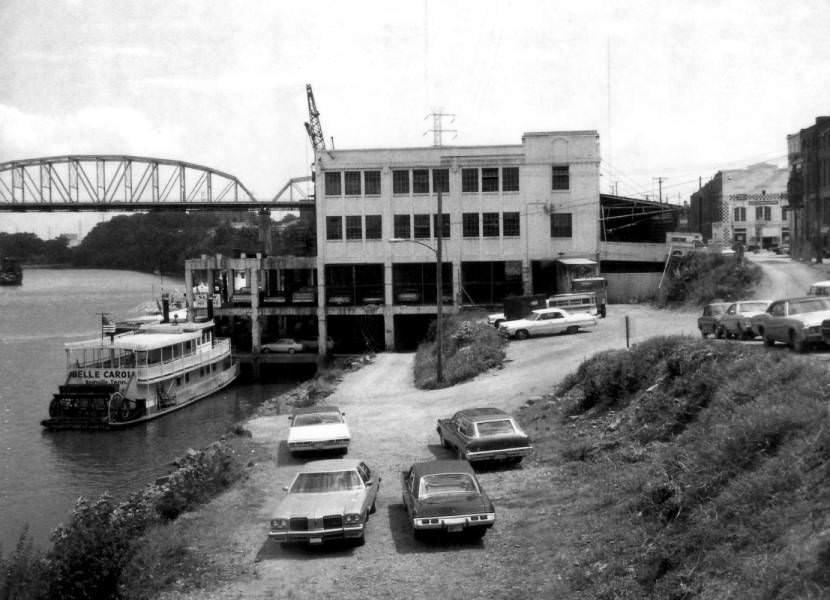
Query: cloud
0 104 184 161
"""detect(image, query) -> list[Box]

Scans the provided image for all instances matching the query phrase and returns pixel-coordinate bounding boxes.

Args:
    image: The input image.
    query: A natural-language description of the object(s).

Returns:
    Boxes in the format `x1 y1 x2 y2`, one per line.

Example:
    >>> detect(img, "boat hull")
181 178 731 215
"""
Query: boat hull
41 363 239 431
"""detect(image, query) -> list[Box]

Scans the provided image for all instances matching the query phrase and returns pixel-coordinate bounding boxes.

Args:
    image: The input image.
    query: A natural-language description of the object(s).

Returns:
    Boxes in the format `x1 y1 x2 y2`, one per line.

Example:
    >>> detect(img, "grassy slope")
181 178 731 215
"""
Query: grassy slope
517 336 830 599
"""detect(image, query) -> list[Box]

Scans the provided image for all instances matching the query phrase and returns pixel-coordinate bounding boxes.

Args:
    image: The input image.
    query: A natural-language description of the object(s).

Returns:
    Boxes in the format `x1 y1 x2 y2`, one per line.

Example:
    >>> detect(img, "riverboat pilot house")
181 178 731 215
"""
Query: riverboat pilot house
186 130 603 353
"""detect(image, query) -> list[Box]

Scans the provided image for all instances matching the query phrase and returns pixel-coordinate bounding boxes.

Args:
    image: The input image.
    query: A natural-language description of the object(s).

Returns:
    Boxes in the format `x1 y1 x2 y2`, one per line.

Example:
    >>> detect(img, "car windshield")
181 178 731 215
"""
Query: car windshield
710 305 726 315
293 412 342 426
740 302 768 312
419 473 479 498
476 419 515 436
290 470 362 493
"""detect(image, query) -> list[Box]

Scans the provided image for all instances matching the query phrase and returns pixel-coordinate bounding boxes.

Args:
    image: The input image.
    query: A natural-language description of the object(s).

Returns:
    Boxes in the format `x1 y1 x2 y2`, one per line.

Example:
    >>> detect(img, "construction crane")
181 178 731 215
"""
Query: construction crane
303 84 326 152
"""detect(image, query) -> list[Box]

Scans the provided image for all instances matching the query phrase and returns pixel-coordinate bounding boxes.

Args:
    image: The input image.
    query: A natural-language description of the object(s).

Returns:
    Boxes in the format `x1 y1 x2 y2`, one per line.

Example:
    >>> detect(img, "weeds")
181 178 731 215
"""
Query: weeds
657 252 762 306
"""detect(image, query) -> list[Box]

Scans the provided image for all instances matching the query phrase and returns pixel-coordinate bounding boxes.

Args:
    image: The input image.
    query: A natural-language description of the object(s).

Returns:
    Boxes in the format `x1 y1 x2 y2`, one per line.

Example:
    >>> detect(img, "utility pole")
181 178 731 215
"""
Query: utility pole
653 177 667 204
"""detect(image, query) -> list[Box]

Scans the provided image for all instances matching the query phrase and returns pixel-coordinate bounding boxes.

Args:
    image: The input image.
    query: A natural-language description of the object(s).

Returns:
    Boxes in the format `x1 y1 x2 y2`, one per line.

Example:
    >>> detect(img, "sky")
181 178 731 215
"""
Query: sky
1 0 828 238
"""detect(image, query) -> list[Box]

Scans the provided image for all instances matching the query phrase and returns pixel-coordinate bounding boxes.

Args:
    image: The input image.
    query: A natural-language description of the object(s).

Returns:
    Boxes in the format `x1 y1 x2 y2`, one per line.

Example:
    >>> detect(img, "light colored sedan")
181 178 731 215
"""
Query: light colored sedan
498 307 597 340
716 300 771 339
268 459 380 546
761 296 830 352
287 405 351 454
261 338 303 353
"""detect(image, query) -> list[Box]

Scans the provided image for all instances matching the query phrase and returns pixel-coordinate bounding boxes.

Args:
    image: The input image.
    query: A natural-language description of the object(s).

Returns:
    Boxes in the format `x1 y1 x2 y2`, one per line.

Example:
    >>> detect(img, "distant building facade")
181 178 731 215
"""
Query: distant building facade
787 116 830 260
690 162 789 250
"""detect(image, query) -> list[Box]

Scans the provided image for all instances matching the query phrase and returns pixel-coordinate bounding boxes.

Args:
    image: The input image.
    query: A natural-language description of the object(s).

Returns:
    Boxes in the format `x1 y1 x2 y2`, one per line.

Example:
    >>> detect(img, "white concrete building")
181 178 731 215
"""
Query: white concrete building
314 131 601 349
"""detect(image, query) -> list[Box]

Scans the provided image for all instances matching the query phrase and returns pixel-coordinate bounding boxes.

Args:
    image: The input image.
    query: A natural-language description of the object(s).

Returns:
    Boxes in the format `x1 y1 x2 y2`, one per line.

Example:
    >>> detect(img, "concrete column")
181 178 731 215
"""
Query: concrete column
522 259 533 295
250 266 261 352
184 267 194 319
384 262 395 349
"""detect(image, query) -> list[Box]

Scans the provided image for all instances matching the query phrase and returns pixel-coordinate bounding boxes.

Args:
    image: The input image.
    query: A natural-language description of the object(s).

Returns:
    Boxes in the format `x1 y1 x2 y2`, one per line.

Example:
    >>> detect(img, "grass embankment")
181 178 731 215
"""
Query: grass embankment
659 252 763 306
520 336 830 599
413 313 506 389
0 361 355 600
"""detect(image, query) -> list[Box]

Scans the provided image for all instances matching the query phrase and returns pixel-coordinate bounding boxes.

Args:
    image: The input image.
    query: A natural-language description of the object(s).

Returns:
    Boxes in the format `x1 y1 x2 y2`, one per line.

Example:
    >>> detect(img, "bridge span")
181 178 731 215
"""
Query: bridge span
0 155 313 212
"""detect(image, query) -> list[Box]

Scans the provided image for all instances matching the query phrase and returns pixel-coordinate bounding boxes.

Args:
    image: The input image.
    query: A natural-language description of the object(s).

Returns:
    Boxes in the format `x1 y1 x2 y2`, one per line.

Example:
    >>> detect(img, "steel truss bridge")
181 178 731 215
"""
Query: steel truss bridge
0 155 313 212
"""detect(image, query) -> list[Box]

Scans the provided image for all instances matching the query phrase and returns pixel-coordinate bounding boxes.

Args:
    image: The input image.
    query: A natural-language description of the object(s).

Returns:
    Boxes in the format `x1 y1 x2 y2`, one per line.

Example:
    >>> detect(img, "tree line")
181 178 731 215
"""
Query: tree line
0 211 315 275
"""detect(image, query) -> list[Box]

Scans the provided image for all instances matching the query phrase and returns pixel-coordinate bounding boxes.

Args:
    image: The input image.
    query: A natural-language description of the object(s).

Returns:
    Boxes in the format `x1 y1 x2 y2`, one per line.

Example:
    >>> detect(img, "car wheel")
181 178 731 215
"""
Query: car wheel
370 500 377 514
566 325 579 335
741 329 754 341
790 331 806 353
715 326 725 339
763 334 775 347
439 431 449 449
700 328 707 338
515 330 529 340
262 348 271 353
288 348 295 354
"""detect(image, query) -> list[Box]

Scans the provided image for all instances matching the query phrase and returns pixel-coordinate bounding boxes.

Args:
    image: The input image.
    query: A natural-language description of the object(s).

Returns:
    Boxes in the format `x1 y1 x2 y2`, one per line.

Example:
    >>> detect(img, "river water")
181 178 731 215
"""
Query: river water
0 269 295 552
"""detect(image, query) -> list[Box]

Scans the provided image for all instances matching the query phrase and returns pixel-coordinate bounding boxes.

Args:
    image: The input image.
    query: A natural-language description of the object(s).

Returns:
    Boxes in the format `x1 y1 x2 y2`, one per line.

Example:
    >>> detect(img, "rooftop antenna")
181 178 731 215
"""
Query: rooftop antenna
424 110 457 146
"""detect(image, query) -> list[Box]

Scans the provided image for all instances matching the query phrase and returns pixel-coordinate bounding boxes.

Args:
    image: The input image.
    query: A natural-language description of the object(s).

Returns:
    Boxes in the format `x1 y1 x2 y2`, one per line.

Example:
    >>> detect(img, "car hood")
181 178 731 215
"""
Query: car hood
502 318 533 329
793 310 830 326
273 490 365 518
413 493 493 518
288 423 351 443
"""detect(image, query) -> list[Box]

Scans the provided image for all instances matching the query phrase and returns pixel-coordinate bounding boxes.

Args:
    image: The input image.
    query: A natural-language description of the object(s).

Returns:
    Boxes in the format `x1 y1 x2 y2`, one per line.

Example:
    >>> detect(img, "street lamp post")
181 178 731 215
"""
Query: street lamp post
389 190 444 385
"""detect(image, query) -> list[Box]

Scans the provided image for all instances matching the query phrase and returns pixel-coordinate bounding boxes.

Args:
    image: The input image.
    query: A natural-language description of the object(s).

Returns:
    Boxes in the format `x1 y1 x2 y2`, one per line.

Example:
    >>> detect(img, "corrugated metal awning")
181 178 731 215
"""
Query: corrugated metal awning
556 258 597 265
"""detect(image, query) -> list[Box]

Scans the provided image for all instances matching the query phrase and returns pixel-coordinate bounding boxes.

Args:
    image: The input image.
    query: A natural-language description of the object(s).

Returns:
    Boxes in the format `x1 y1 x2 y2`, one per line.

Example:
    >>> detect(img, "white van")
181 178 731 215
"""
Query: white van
807 281 830 296
546 291 599 315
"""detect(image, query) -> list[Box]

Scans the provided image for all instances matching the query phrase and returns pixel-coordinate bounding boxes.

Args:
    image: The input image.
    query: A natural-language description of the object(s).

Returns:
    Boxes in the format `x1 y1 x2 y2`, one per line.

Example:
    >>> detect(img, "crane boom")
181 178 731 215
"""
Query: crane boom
303 84 326 151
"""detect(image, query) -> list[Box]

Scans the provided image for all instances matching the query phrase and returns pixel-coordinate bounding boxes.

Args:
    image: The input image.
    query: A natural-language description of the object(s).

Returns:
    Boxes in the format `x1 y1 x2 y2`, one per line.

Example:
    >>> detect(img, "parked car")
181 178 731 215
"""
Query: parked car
487 312 506 328
291 287 315 303
328 294 352 305
436 407 532 464
287 405 351 455
761 296 830 352
268 459 379 546
498 307 597 340
807 281 830 297
400 460 495 540
716 300 772 340
697 302 730 338
261 338 304 353
396 289 420 304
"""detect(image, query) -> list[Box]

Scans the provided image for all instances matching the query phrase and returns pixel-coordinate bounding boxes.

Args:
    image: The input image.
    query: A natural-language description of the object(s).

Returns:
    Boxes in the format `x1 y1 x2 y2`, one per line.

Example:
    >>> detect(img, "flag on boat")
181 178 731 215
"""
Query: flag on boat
102 313 116 334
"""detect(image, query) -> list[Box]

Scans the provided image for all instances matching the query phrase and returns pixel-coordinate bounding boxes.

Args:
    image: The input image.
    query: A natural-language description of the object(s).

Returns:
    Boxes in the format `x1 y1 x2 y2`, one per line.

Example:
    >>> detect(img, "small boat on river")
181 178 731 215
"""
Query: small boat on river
0 257 22 286
42 316 239 430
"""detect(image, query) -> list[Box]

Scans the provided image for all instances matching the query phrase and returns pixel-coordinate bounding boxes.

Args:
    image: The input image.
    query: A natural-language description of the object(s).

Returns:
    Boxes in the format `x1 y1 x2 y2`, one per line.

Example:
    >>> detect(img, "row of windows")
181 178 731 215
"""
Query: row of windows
733 206 789 222
324 212 574 240
323 166 571 196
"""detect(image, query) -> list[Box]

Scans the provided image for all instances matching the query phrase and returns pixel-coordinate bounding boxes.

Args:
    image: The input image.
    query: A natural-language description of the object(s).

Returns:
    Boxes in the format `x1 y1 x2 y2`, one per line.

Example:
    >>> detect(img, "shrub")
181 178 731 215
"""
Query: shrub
413 315 506 389
0 526 48 600
657 252 762 306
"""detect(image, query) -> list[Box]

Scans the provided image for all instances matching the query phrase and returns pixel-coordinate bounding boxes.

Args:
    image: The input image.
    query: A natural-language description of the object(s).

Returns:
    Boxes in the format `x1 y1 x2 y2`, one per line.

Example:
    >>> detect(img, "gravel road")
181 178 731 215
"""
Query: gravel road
159 252 823 600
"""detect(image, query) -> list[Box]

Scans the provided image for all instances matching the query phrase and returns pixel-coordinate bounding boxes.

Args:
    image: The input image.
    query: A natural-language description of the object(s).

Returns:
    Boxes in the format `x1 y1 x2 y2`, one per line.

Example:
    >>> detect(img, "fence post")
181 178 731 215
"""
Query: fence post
625 315 630 349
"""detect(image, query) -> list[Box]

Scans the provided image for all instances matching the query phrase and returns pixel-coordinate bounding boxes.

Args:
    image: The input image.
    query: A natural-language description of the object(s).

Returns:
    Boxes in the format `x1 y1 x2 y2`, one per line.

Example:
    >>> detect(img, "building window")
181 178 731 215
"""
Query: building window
433 214 450 239
482 168 499 192
413 169 430 194
502 167 519 192
463 213 480 237
393 170 410 194
503 212 520 236
482 212 500 237
344 171 361 195
550 213 573 237
325 172 341 196
462 168 478 192
756 206 771 221
413 214 431 238
552 165 570 190
394 214 411 238
346 215 362 240
364 171 381 195
782 206 789 221
734 206 746 221
326 216 342 240
432 168 449 193
365 214 382 239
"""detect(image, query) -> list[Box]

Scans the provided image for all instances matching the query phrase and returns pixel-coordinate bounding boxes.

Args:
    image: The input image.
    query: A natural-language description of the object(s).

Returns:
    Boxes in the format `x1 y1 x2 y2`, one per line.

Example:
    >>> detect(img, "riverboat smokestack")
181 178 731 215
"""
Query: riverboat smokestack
161 294 170 323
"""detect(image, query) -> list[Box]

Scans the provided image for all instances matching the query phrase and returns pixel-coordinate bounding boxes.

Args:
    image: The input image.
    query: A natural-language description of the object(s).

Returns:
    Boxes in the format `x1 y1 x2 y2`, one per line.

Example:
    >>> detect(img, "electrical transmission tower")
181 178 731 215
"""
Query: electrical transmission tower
424 111 457 146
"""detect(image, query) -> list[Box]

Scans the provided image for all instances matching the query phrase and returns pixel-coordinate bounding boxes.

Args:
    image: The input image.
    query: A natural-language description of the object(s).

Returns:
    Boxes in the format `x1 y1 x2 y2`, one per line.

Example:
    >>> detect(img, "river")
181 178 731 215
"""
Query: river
0 268 297 552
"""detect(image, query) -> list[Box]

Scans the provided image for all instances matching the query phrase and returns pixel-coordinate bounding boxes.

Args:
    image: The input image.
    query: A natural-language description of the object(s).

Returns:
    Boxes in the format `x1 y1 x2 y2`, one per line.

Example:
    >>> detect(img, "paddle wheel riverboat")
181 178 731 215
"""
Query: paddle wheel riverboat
42 318 238 430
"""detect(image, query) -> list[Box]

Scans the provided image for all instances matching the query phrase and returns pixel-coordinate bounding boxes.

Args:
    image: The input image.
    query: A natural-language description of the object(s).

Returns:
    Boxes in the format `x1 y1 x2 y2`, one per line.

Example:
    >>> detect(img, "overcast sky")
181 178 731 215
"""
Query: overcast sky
1 0 828 238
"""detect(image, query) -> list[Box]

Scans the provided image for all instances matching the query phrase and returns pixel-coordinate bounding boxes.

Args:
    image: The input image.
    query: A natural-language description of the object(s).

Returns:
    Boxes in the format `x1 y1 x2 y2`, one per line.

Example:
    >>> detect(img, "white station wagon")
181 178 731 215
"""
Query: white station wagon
287 405 351 455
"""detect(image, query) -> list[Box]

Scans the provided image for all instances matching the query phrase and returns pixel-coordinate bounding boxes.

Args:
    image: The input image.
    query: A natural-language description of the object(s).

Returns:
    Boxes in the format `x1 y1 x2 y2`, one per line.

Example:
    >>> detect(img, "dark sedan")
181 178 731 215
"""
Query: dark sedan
400 460 495 540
